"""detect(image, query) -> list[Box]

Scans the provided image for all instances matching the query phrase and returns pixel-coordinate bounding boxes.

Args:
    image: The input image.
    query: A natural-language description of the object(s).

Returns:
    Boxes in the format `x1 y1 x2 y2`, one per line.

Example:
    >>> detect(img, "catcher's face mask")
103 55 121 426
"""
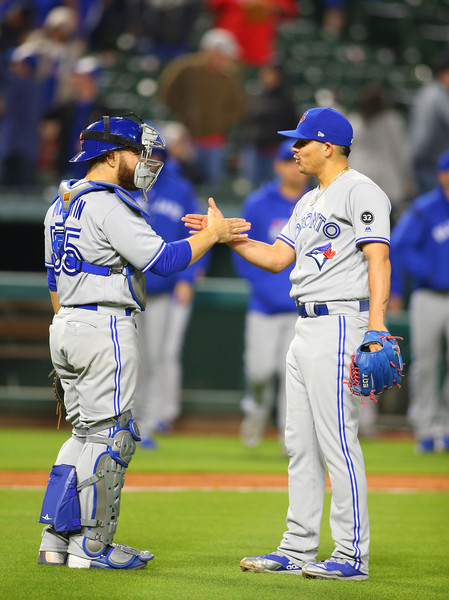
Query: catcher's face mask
134 122 166 201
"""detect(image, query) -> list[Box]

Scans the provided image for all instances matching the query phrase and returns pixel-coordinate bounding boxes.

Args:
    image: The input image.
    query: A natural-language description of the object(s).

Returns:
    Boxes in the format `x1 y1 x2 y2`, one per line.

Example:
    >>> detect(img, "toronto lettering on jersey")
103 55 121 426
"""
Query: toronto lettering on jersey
296 210 341 240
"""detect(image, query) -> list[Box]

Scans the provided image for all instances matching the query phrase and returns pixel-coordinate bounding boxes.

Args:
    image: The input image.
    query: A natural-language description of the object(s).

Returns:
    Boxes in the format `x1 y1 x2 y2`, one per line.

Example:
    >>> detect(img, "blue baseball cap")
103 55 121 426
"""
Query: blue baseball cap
275 140 295 161
278 107 353 147
437 149 449 172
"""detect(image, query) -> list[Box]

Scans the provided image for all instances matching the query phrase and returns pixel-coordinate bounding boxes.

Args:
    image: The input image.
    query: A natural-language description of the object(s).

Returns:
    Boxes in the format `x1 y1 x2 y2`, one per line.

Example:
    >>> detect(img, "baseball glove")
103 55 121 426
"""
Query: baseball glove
49 369 65 429
345 330 404 404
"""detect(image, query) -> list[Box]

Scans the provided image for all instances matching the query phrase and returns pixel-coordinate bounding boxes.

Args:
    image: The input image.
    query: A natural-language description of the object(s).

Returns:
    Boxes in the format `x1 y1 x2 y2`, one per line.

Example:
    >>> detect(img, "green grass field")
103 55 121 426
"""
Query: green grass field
1 429 448 599
3 428 449 474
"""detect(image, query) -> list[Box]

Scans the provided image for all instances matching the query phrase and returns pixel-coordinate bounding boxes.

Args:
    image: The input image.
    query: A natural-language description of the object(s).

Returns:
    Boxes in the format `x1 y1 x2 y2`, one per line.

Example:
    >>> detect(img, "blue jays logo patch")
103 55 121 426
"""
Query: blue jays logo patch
305 242 336 271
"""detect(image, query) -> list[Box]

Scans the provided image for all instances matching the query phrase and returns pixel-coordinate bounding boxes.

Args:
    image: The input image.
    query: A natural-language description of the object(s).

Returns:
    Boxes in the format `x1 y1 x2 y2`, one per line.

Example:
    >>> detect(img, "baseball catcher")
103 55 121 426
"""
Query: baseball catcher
346 330 404 403
38 114 250 570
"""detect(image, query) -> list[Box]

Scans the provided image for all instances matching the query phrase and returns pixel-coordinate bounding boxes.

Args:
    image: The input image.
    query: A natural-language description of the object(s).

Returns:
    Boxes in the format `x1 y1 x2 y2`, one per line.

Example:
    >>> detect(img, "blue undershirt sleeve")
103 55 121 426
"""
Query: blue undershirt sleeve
47 267 57 292
149 239 192 277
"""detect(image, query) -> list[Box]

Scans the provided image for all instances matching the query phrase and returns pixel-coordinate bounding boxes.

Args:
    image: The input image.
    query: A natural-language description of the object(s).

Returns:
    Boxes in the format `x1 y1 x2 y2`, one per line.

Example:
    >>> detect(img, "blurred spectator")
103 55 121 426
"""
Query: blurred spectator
133 149 207 447
233 140 310 449
41 55 110 181
32 0 103 37
317 0 347 36
163 121 204 186
389 149 449 453
239 62 298 187
0 45 44 188
207 0 298 67
158 28 246 187
22 6 85 108
409 52 449 195
348 82 414 222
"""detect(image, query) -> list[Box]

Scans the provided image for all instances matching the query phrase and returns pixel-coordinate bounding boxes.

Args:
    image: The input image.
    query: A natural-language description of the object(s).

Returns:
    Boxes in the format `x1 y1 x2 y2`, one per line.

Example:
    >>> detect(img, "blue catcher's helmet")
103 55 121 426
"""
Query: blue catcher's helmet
70 114 166 198
70 115 145 162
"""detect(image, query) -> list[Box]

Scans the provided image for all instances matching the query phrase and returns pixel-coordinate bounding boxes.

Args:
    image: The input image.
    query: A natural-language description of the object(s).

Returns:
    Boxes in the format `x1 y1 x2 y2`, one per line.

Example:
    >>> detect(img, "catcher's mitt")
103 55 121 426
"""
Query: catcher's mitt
345 330 404 404
49 369 65 428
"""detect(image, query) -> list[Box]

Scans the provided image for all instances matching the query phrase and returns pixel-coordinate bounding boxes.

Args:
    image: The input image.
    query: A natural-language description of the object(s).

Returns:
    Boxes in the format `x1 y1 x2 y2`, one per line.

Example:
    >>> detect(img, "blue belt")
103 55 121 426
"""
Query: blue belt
297 299 369 318
74 304 133 316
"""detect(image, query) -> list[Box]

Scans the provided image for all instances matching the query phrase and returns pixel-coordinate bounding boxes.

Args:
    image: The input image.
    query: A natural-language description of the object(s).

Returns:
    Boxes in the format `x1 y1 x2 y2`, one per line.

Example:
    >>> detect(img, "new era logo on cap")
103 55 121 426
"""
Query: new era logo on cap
278 107 353 147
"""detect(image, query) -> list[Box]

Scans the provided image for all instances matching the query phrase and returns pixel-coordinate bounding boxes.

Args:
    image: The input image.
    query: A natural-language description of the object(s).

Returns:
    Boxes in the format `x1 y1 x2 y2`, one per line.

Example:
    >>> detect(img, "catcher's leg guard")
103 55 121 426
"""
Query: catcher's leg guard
38 464 81 531
38 432 85 565
67 412 153 569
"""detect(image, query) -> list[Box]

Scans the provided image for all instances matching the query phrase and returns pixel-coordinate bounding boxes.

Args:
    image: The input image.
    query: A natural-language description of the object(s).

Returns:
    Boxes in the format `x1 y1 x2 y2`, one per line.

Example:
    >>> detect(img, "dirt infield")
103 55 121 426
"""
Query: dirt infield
1 471 448 491
2 417 447 491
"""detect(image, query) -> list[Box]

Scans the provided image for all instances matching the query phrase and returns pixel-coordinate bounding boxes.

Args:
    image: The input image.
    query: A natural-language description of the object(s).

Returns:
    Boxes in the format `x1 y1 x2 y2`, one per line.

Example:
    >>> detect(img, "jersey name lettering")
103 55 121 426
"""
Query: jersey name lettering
68 198 86 221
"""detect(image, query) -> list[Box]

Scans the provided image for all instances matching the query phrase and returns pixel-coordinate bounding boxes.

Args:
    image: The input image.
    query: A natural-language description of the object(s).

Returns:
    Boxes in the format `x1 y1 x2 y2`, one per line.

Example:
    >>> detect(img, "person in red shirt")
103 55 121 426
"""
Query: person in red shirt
207 0 298 67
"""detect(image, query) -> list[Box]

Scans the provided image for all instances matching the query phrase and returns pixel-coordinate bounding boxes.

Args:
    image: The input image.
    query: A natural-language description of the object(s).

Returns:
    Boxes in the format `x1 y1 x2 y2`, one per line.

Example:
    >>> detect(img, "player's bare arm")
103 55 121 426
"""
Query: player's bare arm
361 241 391 347
229 237 296 273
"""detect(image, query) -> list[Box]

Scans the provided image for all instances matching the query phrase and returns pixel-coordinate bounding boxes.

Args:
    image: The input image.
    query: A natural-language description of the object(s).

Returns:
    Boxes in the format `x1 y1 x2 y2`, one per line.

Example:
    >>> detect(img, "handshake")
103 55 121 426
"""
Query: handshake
182 197 250 244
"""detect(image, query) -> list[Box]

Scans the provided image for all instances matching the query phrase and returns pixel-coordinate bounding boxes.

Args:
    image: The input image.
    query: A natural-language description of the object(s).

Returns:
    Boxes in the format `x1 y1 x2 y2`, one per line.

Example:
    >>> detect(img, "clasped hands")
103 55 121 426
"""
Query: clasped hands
182 197 250 243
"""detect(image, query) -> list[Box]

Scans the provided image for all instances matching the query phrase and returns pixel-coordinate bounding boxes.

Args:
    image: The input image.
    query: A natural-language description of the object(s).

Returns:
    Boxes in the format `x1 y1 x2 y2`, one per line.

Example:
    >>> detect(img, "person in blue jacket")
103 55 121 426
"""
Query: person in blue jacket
134 150 208 447
233 140 310 448
390 148 449 452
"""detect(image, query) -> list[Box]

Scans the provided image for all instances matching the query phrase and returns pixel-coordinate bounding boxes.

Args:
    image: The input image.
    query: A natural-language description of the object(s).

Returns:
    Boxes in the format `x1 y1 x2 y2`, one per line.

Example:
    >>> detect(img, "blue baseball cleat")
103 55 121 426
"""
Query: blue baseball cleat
302 559 368 580
416 438 434 453
240 552 302 573
67 543 154 569
140 437 158 450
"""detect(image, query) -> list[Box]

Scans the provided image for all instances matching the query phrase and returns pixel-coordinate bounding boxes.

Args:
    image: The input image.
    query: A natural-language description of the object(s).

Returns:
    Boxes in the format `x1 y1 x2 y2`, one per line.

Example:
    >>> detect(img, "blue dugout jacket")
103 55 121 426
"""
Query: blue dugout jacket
232 179 305 314
135 159 208 295
390 186 449 295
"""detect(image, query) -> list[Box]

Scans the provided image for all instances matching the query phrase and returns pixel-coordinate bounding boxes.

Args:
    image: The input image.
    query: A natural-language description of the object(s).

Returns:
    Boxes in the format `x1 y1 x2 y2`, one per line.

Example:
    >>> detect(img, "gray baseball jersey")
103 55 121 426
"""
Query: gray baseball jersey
278 169 391 303
44 181 165 310
272 168 390 573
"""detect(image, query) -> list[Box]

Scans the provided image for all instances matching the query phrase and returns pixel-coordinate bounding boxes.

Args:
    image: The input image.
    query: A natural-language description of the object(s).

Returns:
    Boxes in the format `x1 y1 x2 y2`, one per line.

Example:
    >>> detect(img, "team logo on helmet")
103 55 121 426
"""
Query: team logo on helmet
306 242 336 271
